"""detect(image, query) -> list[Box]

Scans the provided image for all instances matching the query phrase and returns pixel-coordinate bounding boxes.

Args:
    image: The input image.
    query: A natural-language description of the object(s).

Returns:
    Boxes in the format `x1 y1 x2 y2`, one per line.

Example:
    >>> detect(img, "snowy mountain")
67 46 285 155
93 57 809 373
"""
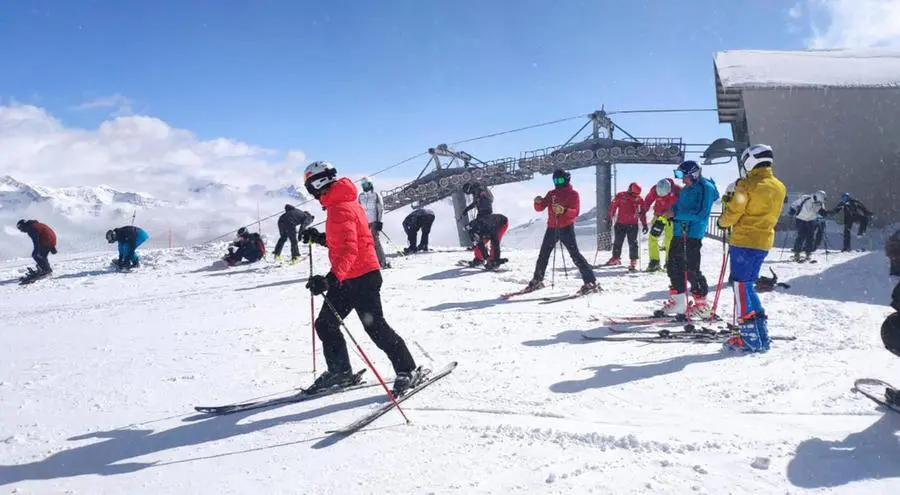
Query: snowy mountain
0 175 168 215
1 232 898 493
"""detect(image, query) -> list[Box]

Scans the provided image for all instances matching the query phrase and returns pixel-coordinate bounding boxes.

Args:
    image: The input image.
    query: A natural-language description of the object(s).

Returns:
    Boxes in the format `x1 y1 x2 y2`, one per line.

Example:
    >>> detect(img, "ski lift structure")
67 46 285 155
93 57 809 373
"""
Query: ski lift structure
381 109 694 246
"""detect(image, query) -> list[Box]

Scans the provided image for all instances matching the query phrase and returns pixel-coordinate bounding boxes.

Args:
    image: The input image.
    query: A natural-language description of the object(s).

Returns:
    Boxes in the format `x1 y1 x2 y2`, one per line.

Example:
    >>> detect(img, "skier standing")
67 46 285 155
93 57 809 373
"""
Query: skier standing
402 207 435 254
788 191 828 262
224 227 265 266
828 192 872 252
881 230 900 404
716 144 787 352
463 212 508 270
273 204 314 263
522 170 598 294
358 177 390 269
604 182 648 271
300 160 423 397
459 182 494 233
106 225 150 270
643 178 681 272
16 219 57 280
659 160 719 317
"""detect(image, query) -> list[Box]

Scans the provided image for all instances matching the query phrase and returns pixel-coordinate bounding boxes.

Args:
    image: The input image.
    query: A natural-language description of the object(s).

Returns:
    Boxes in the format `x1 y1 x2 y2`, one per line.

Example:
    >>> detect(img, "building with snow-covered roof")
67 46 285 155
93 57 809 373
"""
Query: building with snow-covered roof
714 48 900 226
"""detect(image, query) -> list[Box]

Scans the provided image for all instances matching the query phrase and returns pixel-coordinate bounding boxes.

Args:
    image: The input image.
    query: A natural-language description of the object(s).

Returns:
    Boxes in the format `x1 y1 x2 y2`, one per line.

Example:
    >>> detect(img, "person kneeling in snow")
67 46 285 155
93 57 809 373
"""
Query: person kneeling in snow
881 230 900 404
224 227 265 266
716 144 786 352
106 226 150 270
464 212 508 270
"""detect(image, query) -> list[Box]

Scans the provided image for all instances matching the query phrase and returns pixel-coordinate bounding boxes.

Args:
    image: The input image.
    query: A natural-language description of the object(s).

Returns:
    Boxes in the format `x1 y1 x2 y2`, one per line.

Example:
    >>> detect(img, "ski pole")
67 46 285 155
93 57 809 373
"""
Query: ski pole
681 224 689 311
708 232 730 323
319 294 410 424
308 242 316 375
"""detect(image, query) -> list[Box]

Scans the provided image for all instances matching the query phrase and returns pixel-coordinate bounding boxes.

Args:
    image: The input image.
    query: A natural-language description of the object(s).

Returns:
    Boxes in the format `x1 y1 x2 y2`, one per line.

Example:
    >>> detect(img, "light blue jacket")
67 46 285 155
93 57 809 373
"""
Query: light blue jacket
672 177 719 239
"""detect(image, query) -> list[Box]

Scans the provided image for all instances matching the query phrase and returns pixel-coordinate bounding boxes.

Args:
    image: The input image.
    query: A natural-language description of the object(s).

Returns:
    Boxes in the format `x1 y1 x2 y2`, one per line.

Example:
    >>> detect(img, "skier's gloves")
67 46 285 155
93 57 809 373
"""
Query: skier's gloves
533 195 543 204
306 272 338 295
551 204 565 215
300 228 327 247
373 221 383 232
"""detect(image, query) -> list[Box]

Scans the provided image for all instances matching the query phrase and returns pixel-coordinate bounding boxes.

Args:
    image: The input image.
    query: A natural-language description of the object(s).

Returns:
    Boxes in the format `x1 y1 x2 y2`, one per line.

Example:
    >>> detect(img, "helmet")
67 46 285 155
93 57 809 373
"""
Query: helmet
813 190 827 203
725 181 737 194
655 179 671 197
842 192 850 202
16 219 26 231
628 182 642 195
105 229 116 243
304 160 338 197
237 227 248 237
361 177 374 192
741 144 774 170
462 182 480 195
882 312 900 357
552 169 571 188
674 160 700 181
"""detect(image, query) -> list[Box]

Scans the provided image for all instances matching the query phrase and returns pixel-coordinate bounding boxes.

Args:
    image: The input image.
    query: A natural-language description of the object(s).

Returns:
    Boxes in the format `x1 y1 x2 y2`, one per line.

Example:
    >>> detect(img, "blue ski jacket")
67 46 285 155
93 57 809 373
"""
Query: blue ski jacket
672 177 719 240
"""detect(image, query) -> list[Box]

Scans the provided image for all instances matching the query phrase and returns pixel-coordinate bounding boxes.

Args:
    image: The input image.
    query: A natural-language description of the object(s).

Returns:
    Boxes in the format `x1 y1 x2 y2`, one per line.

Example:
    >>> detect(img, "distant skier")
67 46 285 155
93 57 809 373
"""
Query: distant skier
106 225 150 270
604 182 648 271
273 204 314 264
881 230 900 404
463 212 508 270
224 227 265 266
788 191 828 262
828 192 872 252
643 178 681 272
716 144 787 352
402 207 435 254
299 160 423 397
358 177 390 269
16 219 57 280
659 160 719 318
459 182 494 229
522 170 598 295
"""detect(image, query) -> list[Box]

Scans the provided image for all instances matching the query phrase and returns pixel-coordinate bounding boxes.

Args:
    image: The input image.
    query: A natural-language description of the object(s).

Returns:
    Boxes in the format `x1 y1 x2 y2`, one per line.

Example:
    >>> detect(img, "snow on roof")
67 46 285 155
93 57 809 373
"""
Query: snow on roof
715 49 900 89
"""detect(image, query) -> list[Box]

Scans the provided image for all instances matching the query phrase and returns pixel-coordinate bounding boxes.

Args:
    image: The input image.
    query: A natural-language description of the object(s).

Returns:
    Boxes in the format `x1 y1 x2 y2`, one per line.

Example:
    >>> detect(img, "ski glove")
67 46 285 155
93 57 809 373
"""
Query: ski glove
306 272 338 295
373 221 383 232
650 219 666 237
551 204 565 215
300 228 327 247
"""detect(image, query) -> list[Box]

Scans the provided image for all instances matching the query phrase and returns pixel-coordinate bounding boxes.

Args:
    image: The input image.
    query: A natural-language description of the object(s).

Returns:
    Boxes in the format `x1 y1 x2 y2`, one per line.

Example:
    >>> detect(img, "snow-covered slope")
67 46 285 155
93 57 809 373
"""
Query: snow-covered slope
1 234 898 494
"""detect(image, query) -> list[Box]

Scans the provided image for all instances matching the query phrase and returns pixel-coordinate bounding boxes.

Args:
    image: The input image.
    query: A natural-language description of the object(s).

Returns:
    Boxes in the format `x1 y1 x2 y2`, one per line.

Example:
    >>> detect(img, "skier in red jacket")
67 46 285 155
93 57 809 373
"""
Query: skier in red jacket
16 219 57 281
642 178 682 272
299 161 424 397
604 182 648 271
521 170 599 295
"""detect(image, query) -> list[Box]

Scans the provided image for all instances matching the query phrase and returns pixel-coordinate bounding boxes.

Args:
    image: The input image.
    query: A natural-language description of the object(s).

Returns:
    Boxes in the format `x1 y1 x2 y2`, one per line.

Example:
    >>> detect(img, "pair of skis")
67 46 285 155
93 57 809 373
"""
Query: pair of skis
583 324 797 344
853 378 900 415
194 362 457 436
499 286 599 304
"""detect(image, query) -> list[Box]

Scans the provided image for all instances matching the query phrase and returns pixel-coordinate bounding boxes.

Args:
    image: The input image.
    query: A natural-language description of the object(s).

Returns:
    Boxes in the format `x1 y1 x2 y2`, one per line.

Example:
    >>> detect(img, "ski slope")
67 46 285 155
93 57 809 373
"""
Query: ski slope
1 238 899 494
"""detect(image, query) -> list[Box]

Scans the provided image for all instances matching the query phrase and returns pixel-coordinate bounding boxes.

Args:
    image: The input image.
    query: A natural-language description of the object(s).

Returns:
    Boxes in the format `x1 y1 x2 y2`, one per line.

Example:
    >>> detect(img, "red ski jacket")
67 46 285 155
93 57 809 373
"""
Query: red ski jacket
23 220 56 248
643 178 682 217
609 183 647 226
534 185 580 228
319 178 380 282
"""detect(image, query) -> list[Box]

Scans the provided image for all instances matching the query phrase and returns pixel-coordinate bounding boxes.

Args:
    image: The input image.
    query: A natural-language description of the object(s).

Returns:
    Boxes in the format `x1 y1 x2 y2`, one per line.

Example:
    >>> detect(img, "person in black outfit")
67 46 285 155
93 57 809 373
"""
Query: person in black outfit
402 207 435 254
460 182 493 222
224 227 265 266
273 204 314 263
465 213 508 270
828 192 872 252
880 230 900 405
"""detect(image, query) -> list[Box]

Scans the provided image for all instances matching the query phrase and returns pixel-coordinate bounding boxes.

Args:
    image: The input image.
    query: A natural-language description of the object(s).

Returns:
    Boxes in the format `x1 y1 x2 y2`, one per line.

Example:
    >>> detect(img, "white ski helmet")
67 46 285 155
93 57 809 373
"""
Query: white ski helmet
655 179 671 197
741 144 774 170
726 181 737 194
813 190 827 203
304 160 338 197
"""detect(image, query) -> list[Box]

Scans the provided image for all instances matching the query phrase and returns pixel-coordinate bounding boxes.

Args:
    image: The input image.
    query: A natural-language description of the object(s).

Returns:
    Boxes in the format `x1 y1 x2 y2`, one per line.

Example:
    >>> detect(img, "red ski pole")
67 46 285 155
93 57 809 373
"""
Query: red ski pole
708 233 730 324
307 242 316 375
320 295 410 424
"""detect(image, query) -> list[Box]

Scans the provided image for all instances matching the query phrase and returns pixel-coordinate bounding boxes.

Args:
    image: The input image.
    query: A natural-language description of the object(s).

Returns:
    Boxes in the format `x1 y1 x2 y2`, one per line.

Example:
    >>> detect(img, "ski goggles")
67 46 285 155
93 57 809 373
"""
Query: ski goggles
553 176 567 185
673 169 686 179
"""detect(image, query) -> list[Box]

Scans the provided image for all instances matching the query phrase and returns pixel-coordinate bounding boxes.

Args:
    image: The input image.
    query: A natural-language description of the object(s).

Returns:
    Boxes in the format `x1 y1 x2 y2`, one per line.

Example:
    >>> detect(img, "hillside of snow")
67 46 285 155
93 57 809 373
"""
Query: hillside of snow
2 228 899 494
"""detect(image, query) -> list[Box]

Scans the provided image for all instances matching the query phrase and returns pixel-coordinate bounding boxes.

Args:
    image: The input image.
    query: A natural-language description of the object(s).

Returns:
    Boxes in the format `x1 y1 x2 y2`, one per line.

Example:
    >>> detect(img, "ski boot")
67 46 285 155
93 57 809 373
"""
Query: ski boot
628 259 637 272
576 281 601 295
392 366 430 397
645 260 661 272
304 370 364 395
403 246 418 255
273 254 282 262
524 279 545 293
604 257 621 266
290 256 300 265
417 243 429 252
467 258 484 268
659 289 688 316
688 294 712 320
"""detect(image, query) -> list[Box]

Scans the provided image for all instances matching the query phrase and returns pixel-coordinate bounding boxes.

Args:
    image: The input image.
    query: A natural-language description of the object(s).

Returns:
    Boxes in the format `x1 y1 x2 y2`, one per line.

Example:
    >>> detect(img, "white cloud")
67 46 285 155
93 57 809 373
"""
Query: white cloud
803 0 900 48
788 2 803 19
72 93 133 116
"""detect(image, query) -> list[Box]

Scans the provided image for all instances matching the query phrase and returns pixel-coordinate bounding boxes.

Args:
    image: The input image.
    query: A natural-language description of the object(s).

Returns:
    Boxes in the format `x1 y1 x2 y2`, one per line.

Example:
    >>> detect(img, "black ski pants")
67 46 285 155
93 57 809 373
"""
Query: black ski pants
793 219 816 255
532 224 596 284
667 236 708 296
843 214 869 251
403 216 435 249
612 223 639 260
32 245 52 273
315 270 416 375
273 222 300 258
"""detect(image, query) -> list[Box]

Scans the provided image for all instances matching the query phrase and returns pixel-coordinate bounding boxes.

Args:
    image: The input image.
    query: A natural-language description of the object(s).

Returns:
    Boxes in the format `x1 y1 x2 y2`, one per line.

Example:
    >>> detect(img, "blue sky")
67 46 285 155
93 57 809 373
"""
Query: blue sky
1 1 827 197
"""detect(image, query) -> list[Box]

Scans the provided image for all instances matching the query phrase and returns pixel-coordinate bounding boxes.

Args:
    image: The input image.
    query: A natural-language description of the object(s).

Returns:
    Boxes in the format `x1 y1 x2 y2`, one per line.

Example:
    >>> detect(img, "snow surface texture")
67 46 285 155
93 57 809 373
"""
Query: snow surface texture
715 48 900 88
1 228 900 494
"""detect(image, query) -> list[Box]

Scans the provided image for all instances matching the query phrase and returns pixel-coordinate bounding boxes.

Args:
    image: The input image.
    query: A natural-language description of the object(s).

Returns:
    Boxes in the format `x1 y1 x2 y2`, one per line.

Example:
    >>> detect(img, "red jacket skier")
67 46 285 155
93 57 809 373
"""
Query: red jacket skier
643 178 681 217
520 169 598 295
605 182 647 270
299 161 423 398
16 219 57 280
641 178 682 272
